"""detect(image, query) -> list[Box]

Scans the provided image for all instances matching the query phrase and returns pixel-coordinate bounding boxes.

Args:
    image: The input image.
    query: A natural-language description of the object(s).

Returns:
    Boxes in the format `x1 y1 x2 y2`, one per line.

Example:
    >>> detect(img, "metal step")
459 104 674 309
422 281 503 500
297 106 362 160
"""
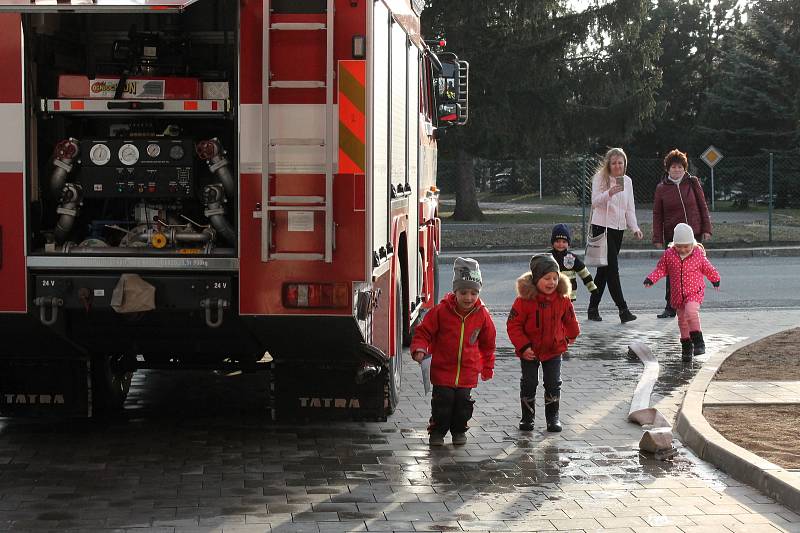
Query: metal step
270 196 325 204
270 23 326 30
270 138 325 146
270 253 325 261
266 205 326 212
269 80 325 89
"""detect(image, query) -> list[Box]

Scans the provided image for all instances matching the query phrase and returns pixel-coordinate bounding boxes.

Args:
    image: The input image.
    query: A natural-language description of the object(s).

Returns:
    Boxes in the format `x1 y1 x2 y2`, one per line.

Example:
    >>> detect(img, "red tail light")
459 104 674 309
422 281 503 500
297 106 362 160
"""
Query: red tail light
283 282 349 308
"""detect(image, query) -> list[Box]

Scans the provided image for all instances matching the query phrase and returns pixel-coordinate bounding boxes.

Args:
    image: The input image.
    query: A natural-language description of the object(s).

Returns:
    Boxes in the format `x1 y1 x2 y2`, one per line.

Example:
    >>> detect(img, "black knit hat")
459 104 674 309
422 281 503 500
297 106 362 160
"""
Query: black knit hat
551 223 571 245
529 253 560 285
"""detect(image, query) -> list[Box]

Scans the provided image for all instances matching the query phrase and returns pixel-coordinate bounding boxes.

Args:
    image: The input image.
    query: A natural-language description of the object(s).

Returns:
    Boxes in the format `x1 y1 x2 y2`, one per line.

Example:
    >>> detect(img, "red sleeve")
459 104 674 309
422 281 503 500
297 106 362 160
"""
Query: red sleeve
693 177 713 235
647 252 669 284
506 298 530 357
562 299 580 340
652 184 664 244
410 304 439 355
478 308 496 371
700 256 721 284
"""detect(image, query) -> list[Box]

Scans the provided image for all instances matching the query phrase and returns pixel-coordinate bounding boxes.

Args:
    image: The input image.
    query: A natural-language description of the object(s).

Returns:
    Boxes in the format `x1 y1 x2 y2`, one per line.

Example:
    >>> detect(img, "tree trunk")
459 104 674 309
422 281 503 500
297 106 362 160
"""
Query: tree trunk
451 147 485 221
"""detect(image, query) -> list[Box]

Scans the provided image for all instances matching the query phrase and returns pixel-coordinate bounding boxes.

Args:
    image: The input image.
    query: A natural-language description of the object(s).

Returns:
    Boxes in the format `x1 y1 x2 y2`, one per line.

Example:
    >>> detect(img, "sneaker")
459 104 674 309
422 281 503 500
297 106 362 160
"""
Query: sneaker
451 433 467 446
429 434 445 446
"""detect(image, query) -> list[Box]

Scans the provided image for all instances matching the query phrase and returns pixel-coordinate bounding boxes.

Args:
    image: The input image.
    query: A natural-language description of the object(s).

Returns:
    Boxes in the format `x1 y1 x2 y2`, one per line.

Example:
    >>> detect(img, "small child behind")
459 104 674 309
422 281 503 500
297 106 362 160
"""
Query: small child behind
507 253 580 432
549 223 597 302
411 257 496 446
644 223 721 361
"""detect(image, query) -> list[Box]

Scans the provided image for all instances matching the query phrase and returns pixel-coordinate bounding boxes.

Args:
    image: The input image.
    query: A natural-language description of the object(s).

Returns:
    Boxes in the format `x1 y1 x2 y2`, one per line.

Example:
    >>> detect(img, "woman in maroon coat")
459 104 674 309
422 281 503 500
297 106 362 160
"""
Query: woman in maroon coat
652 149 712 318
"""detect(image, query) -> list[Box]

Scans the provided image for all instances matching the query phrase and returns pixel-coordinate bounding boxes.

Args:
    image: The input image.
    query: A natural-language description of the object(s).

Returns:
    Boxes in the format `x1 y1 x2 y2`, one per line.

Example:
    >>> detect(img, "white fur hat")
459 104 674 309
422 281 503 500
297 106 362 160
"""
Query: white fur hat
673 223 696 245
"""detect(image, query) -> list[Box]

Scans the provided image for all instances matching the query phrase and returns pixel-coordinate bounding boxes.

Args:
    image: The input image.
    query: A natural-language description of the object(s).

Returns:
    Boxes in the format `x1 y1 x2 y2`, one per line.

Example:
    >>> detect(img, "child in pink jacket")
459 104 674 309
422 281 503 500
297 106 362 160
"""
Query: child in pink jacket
644 223 720 361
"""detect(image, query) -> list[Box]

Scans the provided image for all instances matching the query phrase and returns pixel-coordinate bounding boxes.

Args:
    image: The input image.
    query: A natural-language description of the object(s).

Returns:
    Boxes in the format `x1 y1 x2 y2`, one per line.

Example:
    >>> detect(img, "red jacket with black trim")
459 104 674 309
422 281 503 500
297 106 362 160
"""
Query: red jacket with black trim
652 174 712 245
410 293 496 388
506 272 580 361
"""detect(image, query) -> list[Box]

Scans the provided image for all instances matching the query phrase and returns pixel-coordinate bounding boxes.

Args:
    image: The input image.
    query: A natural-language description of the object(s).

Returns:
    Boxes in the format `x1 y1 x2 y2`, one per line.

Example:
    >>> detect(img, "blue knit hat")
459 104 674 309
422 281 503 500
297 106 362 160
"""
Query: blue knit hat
551 223 571 245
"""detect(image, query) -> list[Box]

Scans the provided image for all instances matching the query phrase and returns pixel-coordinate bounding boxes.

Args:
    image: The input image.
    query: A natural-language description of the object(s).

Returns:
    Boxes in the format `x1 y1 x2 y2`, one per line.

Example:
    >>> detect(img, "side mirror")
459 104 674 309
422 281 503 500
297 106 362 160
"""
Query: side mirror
437 102 460 125
434 52 469 126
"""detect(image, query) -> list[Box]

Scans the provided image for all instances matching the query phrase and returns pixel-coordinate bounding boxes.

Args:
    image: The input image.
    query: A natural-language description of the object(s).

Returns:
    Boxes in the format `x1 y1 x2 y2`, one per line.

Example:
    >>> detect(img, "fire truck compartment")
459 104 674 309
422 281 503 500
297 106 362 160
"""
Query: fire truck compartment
23 1 238 258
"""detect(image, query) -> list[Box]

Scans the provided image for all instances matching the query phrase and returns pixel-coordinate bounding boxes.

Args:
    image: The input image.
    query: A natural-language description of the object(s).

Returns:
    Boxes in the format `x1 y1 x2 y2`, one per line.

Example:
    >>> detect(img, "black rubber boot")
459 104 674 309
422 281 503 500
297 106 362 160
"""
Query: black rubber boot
544 395 562 432
681 338 694 362
657 305 676 318
690 331 706 356
619 308 637 323
519 398 535 431
587 308 602 322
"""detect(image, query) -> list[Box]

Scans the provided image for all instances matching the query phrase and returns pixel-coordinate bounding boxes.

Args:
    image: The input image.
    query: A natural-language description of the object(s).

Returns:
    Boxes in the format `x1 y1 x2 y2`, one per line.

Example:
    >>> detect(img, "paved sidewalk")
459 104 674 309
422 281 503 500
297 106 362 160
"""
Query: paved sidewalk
705 382 800 405
2 310 800 531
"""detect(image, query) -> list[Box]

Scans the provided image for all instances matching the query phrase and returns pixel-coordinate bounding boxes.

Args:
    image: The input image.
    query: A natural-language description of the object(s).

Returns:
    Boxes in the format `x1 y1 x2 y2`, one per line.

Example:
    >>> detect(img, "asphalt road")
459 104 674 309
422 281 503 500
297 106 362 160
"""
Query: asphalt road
440 254 800 314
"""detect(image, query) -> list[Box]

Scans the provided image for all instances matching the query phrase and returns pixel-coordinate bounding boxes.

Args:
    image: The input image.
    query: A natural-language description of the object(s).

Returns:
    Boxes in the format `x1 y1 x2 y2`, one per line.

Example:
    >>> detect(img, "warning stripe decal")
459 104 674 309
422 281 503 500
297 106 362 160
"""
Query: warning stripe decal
338 60 366 173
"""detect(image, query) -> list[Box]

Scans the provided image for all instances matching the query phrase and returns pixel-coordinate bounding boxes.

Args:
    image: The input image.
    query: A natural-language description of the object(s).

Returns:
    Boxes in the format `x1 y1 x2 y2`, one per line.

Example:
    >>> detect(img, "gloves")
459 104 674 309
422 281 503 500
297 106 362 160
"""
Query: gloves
481 368 493 381
643 277 654 287
712 280 720 288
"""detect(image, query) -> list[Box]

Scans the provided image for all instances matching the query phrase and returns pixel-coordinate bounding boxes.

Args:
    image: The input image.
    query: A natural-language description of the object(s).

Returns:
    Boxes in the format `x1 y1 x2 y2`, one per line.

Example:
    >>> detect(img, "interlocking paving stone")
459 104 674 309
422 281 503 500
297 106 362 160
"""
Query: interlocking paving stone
705 381 800 404
1 311 800 532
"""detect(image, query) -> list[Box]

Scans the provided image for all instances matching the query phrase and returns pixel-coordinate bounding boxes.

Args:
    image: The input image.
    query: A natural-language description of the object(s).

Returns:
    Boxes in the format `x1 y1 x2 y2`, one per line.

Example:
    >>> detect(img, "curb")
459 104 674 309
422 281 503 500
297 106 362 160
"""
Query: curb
674 327 800 513
441 246 800 264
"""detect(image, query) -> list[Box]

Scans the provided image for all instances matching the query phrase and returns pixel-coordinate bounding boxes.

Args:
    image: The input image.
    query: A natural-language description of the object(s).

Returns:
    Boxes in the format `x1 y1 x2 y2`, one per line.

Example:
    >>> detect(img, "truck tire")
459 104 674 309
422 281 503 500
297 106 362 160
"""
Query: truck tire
387 280 404 414
91 354 132 415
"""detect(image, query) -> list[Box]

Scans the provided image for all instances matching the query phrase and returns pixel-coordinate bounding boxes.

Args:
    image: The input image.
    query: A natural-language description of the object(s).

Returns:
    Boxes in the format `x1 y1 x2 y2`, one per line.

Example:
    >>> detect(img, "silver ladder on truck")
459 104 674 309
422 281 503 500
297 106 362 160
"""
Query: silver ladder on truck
260 0 335 262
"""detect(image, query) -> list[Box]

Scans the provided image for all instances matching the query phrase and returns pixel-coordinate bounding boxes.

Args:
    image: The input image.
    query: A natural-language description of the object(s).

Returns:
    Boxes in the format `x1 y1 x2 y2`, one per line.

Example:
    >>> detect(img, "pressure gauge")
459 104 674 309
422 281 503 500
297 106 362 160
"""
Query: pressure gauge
169 144 185 160
146 143 161 158
89 143 111 166
118 143 140 166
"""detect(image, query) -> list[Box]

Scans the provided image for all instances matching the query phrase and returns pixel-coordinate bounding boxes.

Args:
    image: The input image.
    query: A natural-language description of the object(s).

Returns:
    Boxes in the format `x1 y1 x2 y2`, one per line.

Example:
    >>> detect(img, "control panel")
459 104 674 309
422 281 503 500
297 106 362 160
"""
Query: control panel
78 139 194 198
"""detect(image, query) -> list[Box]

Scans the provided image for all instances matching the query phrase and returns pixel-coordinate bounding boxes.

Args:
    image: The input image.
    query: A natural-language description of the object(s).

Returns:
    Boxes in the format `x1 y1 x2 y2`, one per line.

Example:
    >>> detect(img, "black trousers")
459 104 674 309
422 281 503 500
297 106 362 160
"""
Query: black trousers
429 386 474 436
588 225 627 310
520 356 562 403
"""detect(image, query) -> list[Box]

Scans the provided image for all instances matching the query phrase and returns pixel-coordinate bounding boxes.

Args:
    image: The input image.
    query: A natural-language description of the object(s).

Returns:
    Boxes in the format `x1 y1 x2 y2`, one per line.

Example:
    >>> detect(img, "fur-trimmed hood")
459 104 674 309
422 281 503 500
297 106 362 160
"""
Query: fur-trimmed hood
515 271 571 300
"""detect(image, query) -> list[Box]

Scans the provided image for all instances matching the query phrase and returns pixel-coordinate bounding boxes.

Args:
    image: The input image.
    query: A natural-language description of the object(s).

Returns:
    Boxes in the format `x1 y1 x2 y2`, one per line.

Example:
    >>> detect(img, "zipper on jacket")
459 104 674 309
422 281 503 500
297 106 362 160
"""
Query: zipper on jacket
680 254 686 303
454 307 477 386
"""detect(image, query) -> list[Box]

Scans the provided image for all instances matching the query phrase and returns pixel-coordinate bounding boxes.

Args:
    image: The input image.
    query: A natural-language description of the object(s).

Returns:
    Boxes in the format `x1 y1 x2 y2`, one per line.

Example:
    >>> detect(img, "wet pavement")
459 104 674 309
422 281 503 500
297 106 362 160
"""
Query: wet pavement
2 309 800 532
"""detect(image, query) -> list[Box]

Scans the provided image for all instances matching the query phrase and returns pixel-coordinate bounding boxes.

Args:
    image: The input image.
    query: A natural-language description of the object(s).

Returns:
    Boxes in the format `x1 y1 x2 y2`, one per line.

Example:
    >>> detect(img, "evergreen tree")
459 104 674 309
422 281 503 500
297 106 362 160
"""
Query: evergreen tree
697 0 800 155
627 0 742 159
423 0 662 220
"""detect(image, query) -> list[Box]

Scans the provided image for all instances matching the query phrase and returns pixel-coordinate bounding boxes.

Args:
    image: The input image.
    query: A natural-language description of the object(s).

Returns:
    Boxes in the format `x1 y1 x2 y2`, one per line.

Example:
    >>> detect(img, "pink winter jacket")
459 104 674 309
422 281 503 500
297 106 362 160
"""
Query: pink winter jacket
645 246 721 309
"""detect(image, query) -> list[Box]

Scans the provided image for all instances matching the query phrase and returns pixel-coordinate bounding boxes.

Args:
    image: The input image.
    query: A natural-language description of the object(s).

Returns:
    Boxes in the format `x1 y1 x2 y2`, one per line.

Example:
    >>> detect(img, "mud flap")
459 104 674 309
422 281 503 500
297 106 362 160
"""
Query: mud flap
271 360 388 422
0 358 90 417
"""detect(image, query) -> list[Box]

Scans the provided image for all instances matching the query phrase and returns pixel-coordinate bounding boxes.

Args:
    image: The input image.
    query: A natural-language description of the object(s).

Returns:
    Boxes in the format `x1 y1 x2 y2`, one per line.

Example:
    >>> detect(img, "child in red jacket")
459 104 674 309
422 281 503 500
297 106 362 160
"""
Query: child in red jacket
644 223 721 362
507 253 580 432
411 257 496 446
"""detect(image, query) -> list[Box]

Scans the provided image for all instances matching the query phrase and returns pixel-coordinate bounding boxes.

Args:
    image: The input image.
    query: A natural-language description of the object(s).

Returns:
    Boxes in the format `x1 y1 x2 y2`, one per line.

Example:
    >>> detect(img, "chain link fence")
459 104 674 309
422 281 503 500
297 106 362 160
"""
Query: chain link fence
438 153 800 247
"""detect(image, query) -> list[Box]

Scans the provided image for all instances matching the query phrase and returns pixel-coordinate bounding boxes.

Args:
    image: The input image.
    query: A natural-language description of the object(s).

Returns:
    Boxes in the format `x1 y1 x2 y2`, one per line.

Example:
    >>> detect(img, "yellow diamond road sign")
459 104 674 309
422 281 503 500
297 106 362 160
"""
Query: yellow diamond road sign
701 145 723 167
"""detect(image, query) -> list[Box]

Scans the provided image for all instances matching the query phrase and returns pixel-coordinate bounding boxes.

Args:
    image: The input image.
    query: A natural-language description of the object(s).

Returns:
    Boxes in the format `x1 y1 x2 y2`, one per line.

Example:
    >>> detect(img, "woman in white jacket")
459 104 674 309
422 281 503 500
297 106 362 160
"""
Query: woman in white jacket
587 147 643 322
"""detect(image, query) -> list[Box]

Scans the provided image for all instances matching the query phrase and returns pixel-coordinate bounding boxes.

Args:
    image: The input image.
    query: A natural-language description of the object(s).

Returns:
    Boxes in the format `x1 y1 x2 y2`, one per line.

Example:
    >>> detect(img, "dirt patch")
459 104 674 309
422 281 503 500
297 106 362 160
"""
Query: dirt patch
704 328 800 470
714 328 800 381
704 405 800 469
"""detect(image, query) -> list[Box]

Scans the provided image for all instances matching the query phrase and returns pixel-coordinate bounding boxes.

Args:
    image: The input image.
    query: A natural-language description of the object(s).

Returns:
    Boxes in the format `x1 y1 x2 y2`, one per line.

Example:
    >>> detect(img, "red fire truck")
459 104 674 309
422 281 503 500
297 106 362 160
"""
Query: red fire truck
0 0 468 419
